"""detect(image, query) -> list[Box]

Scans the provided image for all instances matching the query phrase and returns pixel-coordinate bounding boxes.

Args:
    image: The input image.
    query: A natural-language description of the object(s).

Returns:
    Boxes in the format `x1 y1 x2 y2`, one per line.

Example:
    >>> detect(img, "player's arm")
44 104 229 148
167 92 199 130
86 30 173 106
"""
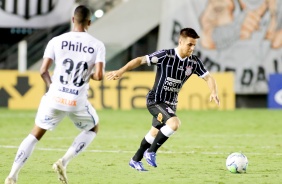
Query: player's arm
203 73 220 105
40 57 53 88
91 62 105 81
106 56 147 80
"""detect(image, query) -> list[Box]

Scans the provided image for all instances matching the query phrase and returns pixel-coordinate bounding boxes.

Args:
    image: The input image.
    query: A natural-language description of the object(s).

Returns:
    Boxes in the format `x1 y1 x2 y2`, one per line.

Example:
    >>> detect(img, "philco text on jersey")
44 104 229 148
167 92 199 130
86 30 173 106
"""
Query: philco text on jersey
61 41 94 53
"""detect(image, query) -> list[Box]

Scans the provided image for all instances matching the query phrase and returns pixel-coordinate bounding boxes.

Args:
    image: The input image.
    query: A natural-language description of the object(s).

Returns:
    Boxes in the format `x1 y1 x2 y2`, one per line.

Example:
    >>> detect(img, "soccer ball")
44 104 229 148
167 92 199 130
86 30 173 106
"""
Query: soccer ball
226 152 248 173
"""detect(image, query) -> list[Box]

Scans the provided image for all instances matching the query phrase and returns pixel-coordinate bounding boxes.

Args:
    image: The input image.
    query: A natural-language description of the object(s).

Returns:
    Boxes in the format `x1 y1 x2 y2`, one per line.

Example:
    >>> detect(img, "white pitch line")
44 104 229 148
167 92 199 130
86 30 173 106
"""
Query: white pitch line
0 113 36 118
1 133 282 142
0 145 282 156
0 137 75 141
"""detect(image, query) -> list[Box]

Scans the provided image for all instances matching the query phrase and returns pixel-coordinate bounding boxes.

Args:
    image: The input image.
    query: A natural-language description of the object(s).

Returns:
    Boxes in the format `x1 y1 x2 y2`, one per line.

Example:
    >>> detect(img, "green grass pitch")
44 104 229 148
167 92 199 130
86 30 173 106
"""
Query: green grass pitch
0 108 281 184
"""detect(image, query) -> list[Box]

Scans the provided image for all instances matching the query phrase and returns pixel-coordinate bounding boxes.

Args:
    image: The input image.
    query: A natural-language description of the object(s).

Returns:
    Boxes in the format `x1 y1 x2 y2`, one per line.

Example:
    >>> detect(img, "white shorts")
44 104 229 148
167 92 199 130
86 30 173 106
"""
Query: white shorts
35 95 99 131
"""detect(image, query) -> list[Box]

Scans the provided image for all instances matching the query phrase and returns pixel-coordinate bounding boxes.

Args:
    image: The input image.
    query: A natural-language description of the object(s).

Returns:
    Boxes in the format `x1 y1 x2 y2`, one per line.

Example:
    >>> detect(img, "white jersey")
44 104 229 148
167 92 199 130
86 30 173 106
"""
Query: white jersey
43 32 105 111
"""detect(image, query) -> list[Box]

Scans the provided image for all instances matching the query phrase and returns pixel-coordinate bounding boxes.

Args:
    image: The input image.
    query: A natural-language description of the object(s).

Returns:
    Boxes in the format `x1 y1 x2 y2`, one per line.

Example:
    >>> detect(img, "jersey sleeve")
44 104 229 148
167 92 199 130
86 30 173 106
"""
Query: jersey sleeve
193 56 209 78
43 38 55 60
145 49 167 66
95 42 106 64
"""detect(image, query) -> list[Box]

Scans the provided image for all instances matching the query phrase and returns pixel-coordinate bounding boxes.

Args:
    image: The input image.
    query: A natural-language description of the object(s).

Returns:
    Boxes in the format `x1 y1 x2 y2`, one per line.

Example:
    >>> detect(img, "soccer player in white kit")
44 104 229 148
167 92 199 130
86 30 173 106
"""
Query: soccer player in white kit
5 5 105 184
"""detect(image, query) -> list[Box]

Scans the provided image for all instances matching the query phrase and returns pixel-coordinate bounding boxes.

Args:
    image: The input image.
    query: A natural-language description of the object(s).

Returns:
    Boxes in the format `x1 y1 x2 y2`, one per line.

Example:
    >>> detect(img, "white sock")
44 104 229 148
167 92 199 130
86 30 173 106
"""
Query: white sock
145 132 155 144
8 134 38 180
61 131 96 167
160 125 175 137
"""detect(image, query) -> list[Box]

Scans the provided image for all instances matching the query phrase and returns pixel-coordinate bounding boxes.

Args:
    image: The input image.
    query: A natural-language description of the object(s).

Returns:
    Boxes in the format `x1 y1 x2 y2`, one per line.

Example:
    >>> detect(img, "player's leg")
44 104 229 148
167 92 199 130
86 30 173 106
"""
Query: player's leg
5 96 65 183
5 126 45 184
148 116 180 153
53 102 98 183
144 103 179 167
52 125 98 184
56 125 98 168
129 125 159 171
132 126 158 161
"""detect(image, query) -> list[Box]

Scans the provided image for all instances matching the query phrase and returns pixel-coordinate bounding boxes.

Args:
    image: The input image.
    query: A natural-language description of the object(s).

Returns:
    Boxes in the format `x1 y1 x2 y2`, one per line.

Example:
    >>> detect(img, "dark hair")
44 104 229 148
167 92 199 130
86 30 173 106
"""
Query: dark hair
180 28 200 39
74 5 91 24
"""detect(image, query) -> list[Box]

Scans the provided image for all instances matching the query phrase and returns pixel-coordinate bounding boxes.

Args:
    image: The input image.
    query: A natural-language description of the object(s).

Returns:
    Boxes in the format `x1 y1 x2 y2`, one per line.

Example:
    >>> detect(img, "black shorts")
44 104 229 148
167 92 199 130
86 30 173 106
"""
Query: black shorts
146 102 177 130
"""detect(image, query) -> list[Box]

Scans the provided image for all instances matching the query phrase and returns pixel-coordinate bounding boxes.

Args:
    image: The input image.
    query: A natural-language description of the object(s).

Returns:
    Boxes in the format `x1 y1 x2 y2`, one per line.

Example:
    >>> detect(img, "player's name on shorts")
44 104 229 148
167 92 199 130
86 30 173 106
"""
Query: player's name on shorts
59 87 79 95
61 41 94 53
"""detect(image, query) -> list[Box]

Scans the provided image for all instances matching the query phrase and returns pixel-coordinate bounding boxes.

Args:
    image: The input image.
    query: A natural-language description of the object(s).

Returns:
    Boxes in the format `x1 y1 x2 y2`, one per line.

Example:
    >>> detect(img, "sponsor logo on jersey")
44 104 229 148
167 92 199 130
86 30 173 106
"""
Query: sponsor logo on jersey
0 0 58 20
62 41 94 53
163 77 181 92
53 97 77 106
166 77 181 83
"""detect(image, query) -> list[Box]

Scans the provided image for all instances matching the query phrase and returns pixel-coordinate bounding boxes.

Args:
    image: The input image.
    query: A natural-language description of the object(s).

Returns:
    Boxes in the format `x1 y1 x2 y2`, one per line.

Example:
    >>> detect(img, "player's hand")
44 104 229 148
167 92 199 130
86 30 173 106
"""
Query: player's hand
106 70 122 80
210 93 220 106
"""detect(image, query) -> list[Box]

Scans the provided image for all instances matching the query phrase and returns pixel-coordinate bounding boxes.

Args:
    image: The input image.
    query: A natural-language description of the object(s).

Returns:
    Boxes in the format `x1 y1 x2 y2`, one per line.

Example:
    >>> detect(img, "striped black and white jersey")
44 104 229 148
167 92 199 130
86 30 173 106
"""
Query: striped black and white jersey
145 48 209 106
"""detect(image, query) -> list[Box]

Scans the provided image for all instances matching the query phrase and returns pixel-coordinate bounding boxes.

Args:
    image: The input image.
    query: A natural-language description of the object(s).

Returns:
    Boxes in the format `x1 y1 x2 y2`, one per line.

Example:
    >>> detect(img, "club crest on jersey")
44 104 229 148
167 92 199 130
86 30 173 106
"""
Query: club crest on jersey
185 66 193 76
0 0 58 20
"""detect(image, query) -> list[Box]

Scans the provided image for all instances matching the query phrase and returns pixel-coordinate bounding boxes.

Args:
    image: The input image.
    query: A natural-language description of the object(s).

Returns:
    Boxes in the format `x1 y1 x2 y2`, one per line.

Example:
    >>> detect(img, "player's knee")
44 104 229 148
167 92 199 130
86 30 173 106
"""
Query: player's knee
149 127 159 137
166 117 181 131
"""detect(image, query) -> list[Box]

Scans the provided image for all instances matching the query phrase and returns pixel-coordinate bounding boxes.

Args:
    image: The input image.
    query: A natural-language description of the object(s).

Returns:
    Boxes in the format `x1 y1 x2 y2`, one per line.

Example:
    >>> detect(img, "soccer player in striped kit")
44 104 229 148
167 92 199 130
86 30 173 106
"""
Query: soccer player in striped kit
106 28 220 171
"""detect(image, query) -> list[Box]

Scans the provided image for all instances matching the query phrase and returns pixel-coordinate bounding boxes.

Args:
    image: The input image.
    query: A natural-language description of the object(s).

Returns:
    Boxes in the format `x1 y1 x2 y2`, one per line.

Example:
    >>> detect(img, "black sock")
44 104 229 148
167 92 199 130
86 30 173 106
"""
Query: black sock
148 131 168 153
132 138 151 161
